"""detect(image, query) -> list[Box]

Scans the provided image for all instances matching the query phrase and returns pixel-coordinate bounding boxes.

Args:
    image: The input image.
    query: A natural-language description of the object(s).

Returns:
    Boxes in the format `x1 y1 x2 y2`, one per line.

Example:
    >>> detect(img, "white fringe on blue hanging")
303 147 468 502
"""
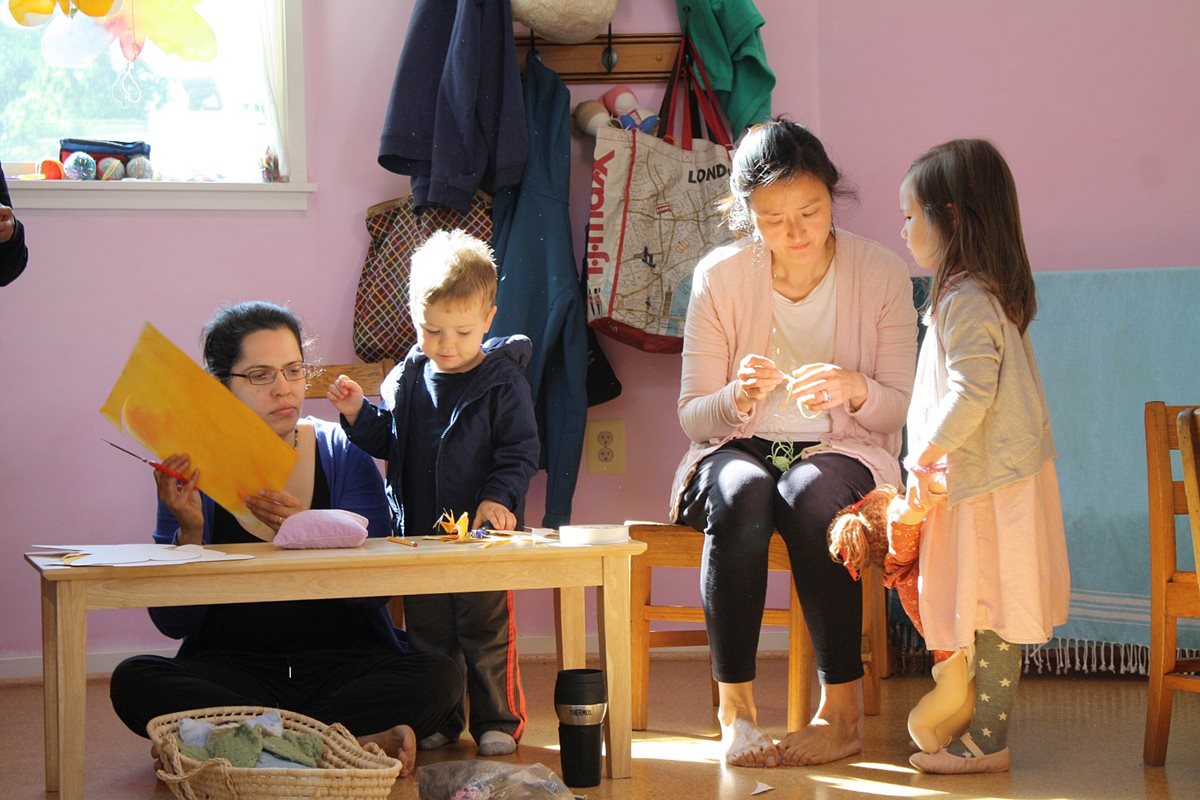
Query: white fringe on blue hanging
1022 638 1200 676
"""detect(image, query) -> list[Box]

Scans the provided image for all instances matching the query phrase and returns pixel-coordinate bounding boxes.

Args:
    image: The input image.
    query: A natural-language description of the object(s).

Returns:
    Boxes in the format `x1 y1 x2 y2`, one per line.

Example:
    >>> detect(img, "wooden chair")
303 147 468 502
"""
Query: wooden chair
1144 402 1200 765
627 522 889 733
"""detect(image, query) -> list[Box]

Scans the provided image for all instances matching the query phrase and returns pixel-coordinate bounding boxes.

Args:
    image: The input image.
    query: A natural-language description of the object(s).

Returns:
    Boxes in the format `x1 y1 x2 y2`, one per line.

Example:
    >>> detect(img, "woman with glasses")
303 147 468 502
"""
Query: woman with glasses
109 301 461 777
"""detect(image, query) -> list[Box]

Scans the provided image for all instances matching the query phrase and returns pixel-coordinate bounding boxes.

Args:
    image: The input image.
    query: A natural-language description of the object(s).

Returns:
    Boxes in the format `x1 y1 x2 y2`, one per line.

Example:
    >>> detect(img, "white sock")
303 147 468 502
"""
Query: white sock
477 730 516 756
417 732 452 751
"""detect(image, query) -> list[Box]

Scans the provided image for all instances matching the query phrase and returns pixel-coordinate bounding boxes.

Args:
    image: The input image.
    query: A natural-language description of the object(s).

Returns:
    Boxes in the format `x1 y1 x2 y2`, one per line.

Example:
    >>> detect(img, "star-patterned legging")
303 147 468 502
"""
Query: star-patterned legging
949 629 1022 756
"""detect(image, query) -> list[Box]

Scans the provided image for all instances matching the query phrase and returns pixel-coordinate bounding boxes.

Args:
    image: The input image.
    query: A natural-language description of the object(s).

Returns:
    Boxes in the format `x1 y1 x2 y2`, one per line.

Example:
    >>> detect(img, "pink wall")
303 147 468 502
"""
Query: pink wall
1 1 1197 667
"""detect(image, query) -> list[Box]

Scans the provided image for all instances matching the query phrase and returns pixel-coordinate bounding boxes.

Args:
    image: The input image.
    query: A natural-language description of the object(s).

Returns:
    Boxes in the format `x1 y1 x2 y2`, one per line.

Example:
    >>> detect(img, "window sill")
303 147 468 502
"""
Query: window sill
8 179 317 211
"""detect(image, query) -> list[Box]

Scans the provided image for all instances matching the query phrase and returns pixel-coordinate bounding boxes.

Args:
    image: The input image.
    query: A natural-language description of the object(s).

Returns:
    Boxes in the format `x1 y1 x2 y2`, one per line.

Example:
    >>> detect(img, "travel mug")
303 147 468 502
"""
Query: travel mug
554 668 607 787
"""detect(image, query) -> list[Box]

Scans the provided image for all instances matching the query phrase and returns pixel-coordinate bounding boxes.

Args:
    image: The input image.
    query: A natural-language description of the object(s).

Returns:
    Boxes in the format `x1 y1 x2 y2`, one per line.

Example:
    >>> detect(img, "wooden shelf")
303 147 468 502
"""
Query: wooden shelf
515 33 682 84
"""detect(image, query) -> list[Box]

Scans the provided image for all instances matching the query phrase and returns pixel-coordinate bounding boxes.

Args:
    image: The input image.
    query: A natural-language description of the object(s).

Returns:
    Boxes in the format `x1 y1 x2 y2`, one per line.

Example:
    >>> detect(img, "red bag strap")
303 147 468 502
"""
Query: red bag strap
684 37 733 147
655 35 733 151
655 41 690 147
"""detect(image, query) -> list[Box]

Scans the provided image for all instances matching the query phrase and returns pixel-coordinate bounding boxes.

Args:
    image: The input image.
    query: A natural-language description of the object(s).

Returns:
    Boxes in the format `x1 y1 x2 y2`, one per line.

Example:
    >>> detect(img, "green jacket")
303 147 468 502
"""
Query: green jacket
676 0 775 135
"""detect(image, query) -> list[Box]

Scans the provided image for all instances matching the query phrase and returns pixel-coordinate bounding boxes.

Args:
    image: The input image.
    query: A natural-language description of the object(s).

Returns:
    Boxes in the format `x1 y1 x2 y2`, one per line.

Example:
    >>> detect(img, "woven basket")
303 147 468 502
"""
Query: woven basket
147 706 401 800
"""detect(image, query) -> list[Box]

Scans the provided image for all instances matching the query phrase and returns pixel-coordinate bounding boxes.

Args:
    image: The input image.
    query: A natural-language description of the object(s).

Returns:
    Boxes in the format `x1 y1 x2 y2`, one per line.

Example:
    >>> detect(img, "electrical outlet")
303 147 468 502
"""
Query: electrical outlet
585 419 626 475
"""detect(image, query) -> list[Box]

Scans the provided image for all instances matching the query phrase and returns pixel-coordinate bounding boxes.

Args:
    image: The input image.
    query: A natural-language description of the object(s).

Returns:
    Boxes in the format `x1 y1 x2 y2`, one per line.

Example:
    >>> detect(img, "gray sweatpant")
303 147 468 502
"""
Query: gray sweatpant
403 589 526 742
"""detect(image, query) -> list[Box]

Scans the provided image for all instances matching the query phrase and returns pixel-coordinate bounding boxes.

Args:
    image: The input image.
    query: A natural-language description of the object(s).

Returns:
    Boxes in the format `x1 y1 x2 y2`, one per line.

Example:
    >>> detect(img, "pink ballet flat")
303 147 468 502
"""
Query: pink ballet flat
909 733 1010 774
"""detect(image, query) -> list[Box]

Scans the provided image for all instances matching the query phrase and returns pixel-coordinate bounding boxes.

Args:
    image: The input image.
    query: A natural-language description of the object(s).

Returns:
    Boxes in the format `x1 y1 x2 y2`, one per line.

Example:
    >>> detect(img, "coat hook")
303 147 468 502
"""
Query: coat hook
601 23 618 72
529 29 541 62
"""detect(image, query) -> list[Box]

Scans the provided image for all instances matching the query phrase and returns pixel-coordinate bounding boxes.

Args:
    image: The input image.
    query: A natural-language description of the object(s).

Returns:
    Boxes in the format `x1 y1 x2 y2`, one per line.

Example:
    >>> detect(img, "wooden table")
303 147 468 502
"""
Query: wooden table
26 536 646 799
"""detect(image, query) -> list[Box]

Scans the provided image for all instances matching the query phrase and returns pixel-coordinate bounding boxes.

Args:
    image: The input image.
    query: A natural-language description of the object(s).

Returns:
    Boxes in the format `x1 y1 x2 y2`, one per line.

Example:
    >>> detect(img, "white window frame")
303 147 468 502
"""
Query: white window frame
7 2 315 212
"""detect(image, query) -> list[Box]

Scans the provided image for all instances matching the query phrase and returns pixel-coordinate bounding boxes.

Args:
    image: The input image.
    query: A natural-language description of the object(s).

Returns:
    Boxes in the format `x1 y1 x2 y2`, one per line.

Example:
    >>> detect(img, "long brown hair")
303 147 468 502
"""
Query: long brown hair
905 139 1036 332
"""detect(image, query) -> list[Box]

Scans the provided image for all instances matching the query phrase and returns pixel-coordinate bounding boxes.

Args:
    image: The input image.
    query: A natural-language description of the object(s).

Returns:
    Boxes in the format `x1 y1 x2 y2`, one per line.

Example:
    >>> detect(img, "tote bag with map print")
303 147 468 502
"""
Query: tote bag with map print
585 36 733 353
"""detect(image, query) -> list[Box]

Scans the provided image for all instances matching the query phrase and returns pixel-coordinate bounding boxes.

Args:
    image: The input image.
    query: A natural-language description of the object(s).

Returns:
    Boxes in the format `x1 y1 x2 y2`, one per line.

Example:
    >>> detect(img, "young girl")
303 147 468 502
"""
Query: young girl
897 139 1070 774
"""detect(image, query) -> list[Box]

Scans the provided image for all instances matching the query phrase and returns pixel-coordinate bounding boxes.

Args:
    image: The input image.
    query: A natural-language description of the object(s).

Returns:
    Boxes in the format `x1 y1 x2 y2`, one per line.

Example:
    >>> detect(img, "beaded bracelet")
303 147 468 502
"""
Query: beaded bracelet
904 460 947 475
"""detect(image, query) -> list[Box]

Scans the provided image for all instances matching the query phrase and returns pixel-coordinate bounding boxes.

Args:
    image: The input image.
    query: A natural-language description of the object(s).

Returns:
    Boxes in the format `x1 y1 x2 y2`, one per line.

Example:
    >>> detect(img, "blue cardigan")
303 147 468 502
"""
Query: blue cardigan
343 336 540 536
148 418 403 654
0 162 28 287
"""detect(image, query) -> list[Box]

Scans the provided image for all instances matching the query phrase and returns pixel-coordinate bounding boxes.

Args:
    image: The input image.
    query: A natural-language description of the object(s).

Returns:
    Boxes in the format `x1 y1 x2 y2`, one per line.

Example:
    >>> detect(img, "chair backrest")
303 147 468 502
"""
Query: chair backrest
305 359 395 400
1145 402 1196 580
1176 407 1200 577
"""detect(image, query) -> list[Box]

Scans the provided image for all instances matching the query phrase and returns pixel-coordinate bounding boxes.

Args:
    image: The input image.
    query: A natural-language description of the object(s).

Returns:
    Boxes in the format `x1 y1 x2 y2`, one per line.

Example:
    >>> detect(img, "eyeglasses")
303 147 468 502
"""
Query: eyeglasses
226 362 317 386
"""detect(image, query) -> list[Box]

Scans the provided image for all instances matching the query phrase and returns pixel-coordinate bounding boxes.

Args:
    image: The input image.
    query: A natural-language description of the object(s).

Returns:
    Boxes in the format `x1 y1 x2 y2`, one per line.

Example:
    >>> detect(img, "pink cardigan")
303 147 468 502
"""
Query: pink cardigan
670 231 918 519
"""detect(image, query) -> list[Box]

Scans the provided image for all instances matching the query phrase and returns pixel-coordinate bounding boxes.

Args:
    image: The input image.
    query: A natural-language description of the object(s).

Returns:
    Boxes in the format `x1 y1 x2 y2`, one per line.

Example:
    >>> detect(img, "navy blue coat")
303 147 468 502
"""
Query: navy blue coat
344 336 540 535
377 0 526 211
490 58 588 528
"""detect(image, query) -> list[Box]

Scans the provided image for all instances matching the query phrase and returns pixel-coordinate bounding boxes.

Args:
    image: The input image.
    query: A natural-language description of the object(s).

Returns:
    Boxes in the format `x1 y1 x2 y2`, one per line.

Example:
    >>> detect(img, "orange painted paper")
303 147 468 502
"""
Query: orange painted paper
100 323 297 528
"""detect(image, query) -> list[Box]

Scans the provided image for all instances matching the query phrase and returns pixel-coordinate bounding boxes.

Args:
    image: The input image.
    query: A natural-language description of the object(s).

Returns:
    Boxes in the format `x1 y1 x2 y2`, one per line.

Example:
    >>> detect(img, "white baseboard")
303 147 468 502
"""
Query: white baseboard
0 631 790 683
0 647 178 683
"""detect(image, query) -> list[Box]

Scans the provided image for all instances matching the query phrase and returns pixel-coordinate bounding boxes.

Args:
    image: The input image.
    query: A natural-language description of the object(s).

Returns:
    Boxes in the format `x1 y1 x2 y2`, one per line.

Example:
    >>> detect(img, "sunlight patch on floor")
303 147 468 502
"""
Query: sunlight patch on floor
631 734 724 764
809 773 948 796
847 760 922 774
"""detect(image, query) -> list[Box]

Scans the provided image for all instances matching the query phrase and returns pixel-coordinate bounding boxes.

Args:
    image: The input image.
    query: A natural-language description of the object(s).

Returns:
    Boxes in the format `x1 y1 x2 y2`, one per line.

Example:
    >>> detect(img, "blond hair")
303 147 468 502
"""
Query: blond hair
409 229 498 311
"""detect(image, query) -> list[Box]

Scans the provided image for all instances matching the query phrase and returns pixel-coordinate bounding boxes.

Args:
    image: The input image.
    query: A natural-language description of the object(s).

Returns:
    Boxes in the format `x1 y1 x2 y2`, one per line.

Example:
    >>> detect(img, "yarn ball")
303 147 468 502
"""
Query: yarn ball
97 157 125 181
512 0 619 44
62 151 97 181
37 159 65 180
125 155 154 179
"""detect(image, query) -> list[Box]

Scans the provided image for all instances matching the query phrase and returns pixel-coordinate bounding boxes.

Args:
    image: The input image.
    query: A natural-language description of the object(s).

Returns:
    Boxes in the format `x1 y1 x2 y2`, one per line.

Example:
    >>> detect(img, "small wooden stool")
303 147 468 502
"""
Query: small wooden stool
628 522 889 732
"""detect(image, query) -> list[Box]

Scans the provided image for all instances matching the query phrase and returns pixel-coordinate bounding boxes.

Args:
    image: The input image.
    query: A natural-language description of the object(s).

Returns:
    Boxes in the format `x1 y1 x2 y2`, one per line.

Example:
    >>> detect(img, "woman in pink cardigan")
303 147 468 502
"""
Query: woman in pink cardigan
671 120 917 767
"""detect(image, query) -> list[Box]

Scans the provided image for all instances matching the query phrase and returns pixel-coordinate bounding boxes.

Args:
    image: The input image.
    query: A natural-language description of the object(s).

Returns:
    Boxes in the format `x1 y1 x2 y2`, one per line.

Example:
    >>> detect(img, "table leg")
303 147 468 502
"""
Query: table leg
42 580 87 800
554 586 587 670
40 580 59 792
597 554 632 779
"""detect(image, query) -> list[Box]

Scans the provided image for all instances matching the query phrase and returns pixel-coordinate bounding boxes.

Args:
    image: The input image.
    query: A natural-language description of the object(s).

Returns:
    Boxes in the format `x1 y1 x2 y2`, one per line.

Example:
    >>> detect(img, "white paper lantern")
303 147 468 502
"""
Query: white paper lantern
512 0 620 45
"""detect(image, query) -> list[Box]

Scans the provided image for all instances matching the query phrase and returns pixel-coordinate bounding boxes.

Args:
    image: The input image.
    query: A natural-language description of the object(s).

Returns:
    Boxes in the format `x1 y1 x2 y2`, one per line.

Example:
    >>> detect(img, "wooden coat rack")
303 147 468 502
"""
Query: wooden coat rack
515 32 682 83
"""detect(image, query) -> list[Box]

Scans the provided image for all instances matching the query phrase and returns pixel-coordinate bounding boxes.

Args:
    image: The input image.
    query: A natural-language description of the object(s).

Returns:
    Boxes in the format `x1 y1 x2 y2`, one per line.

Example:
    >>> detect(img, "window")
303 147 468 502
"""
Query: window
0 0 312 210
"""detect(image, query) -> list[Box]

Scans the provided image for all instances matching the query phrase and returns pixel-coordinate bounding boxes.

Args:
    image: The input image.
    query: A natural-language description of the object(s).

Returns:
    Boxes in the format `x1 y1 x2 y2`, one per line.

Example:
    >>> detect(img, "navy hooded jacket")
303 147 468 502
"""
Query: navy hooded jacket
343 336 540 535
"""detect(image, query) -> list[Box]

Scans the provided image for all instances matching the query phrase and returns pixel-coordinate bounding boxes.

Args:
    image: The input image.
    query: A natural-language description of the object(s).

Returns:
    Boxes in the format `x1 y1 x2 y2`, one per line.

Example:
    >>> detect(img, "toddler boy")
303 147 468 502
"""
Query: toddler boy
329 229 539 756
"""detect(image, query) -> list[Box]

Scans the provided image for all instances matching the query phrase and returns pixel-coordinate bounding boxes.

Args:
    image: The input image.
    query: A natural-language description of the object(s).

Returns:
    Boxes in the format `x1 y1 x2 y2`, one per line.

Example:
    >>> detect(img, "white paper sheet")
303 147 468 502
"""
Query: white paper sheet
31 543 253 567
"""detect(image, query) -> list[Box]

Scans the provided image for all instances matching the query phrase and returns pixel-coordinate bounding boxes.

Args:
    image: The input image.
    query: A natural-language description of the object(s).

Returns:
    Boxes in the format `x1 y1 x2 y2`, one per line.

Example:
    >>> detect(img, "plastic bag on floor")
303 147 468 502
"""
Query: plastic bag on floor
417 760 574 800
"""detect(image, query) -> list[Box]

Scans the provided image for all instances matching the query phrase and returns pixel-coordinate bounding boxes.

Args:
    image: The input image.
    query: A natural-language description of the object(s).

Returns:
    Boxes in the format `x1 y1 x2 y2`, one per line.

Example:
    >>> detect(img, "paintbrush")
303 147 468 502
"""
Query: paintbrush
103 439 193 483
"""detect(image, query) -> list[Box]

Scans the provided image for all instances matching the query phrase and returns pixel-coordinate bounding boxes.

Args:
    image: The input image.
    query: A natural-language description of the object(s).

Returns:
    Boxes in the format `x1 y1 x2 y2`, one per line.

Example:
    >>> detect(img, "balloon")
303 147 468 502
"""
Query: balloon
105 0 215 63
41 10 113 68
74 0 115 15
8 0 66 27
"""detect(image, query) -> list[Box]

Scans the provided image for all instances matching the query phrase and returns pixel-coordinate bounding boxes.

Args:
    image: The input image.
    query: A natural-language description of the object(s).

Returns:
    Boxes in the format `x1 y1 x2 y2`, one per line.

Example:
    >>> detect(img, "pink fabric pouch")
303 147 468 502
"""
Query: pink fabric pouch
272 509 370 549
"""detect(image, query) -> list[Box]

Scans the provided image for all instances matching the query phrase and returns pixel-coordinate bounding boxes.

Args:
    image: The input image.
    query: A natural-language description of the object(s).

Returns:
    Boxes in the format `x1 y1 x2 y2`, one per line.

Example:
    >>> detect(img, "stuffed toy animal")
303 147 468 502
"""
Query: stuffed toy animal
827 480 975 754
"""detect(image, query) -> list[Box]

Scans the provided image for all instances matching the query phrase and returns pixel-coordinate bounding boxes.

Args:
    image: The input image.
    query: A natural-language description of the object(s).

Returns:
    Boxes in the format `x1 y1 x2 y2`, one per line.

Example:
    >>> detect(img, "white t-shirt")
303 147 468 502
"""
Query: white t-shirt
756 259 837 441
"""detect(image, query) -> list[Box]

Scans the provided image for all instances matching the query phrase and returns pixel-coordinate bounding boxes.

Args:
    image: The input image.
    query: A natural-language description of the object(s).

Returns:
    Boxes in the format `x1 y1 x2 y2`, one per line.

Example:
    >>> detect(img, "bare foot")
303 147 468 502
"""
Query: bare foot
358 724 417 777
722 717 780 767
777 716 861 766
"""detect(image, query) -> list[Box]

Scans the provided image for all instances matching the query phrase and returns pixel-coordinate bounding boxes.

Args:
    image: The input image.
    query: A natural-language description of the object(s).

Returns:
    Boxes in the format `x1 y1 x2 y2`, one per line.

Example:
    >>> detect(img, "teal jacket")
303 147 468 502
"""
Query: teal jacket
489 58 588 529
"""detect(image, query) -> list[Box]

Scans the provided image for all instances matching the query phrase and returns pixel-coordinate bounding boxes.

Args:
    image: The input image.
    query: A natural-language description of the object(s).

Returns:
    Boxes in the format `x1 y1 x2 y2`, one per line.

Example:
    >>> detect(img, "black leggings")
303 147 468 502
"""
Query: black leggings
109 647 462 740
678 438 875 685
